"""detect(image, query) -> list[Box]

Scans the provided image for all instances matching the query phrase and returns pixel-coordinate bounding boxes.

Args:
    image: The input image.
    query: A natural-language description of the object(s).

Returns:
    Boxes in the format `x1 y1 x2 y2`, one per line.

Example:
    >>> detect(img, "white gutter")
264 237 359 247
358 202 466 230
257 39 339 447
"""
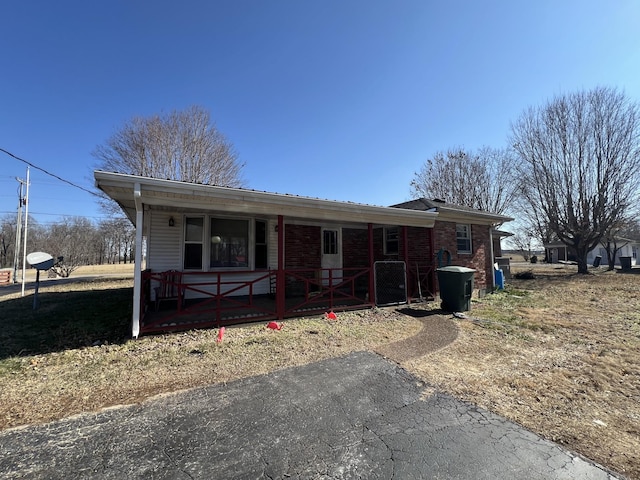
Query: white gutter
489 228 496 290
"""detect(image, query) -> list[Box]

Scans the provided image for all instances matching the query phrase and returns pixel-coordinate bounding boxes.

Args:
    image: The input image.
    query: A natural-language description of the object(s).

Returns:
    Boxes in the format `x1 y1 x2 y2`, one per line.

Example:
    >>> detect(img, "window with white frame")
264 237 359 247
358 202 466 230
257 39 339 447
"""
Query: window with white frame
384 227 399 255
184 217 204 270
183 215 267 270
456 224 472 254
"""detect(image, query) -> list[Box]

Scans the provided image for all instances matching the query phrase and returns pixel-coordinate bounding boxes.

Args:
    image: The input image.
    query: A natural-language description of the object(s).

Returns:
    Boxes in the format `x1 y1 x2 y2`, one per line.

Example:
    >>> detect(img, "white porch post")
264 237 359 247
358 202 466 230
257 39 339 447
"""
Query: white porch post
131 183 143 339
489 227 496 290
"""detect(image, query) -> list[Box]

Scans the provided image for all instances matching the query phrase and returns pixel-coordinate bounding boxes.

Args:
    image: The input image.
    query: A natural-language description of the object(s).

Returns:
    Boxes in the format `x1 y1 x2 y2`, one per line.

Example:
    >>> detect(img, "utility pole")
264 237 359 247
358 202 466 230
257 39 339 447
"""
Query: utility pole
20 167 30 296
13 175 27 284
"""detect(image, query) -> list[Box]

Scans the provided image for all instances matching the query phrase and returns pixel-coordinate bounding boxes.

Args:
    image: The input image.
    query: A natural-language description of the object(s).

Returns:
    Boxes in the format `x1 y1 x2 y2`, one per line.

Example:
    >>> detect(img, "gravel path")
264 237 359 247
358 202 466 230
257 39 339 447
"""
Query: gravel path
376 309 459 363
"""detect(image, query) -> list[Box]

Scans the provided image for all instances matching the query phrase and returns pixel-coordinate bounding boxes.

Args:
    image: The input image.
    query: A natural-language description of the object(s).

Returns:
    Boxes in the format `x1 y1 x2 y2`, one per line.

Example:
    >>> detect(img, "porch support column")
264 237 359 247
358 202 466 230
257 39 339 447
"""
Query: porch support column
429 226 436 297
276 215 285 319
402 226 410 304
489 227 496 290
368 223 374 305
131 183 143 339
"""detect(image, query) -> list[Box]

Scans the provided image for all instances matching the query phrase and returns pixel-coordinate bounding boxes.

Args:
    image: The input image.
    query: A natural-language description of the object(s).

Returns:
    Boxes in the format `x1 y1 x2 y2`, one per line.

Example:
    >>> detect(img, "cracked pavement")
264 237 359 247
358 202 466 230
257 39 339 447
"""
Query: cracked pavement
0 351 624 479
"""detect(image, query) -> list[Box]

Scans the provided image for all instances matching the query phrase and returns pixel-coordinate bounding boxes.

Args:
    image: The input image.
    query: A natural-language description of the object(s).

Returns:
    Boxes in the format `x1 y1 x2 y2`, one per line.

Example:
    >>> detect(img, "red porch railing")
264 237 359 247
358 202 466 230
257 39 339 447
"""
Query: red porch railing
141 270 277 333
139 264 436 334
140 267 375 334
282 267 372 316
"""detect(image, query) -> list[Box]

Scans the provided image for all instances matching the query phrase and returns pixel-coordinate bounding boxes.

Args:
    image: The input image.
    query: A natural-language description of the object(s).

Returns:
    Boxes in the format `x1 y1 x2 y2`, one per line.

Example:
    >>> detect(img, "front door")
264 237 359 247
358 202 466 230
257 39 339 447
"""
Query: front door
321 228 342 286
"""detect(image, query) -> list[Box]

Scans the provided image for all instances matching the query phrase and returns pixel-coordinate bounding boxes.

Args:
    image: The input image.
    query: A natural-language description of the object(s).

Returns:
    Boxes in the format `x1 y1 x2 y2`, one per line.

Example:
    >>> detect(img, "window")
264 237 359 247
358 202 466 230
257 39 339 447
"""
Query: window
456 224 472 254
255 220 268 269
384 227 399 255
184 217 204 270
210 218 249 268
323 230 338 255
183 216 267 270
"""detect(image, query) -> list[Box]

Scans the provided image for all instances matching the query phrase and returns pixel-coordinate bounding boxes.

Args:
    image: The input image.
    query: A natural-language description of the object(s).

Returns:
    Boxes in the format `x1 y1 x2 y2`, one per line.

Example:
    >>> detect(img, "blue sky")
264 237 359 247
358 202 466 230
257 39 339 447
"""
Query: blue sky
2 1 639 226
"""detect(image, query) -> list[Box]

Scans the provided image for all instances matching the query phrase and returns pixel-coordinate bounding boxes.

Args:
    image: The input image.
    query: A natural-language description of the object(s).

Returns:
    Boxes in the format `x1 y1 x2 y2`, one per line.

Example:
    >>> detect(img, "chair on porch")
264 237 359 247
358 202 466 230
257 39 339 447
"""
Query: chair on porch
154 270 184 311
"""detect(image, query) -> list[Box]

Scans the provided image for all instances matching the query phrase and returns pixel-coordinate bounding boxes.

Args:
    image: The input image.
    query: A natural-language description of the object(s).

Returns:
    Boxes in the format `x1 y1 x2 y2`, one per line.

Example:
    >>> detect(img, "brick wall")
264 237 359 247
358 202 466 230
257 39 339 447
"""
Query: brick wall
285 224 321 268
343 228 369 268
371 227 433 264
432 220 491 289
283 221 491 289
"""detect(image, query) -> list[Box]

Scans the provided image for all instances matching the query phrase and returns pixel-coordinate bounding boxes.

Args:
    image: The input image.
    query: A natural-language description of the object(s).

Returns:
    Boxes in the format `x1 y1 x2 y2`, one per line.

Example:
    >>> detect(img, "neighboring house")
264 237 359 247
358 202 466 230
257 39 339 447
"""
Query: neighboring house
544 238 639 267
587 238 639 267
95 172 512 338
544 241 572 264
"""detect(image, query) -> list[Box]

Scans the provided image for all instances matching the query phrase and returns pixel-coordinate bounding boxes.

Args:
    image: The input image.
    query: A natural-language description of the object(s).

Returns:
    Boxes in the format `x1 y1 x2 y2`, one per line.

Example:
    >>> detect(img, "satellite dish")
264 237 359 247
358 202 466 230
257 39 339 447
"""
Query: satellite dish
26 252 55 270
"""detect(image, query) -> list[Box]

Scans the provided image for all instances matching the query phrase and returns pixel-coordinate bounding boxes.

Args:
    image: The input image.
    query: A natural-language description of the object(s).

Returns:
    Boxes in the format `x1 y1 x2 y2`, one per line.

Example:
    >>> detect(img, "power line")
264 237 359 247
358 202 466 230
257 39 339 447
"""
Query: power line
0 147 101 198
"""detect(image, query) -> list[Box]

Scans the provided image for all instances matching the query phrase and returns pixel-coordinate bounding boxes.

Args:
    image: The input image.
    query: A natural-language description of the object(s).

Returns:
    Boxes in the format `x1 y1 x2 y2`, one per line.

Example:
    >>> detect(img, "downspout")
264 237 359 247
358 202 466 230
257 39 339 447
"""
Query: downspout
368 223 374 305
489 227 496 291
132 183 143 338
429 227 435 297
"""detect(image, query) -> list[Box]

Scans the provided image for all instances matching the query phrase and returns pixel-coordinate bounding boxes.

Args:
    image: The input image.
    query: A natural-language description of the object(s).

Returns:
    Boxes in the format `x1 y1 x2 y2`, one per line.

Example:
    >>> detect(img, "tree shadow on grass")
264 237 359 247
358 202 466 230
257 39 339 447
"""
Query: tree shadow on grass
0 286 132 359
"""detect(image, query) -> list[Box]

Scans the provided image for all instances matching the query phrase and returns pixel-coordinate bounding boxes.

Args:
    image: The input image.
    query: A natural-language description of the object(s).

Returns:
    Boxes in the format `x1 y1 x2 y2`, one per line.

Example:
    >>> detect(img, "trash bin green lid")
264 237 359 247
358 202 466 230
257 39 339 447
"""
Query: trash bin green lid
436 266 476 273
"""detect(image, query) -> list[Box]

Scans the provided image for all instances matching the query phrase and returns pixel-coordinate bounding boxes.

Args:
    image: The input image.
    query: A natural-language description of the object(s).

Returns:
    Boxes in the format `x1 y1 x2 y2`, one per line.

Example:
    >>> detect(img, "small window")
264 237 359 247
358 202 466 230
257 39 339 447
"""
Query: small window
456 224 472 254
384 227 399 255
323 230 338 255
255 220 268 269
184 217 204 270
210 218 249 268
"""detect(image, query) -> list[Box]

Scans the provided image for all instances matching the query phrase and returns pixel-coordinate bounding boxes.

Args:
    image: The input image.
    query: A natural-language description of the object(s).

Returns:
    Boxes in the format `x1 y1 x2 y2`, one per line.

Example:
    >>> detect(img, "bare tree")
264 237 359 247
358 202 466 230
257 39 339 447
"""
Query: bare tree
44 217 99 277
0 214 15 269
508 226 536 261
98 218 135 264
511 87 640 274
93 105 245 188
410 146 517 215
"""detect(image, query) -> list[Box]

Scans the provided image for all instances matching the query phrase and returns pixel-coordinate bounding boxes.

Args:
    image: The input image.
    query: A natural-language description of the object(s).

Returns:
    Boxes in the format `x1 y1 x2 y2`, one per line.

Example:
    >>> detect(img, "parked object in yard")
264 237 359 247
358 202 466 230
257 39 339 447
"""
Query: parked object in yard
437 266 475 312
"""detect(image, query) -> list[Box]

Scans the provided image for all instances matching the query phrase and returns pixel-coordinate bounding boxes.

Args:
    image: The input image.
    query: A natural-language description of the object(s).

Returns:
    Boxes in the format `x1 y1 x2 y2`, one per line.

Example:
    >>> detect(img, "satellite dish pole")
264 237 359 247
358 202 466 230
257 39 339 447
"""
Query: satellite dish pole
20 167 30 297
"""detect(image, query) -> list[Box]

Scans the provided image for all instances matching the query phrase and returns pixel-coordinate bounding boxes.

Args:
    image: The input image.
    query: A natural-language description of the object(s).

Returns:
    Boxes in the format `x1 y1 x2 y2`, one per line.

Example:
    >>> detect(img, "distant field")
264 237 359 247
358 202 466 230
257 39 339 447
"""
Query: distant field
3 263 135 283
73 263 135 275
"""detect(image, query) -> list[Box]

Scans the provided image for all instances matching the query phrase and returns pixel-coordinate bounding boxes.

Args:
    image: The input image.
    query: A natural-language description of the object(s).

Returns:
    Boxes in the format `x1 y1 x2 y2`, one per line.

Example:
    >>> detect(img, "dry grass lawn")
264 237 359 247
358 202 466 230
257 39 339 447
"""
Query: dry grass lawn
0 263 638 478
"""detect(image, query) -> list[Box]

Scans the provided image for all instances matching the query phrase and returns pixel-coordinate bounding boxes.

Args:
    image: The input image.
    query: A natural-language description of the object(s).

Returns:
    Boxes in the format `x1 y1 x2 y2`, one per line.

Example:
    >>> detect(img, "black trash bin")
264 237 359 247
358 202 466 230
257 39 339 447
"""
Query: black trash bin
437 266 476 312
620 256 632 271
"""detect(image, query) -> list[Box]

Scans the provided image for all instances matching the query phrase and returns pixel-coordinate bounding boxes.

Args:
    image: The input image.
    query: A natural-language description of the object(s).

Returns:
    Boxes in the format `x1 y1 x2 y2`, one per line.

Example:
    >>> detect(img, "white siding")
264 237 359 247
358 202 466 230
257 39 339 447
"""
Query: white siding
147 212 276 300
181 271 272 300
148 211 182 271
268 219 279 270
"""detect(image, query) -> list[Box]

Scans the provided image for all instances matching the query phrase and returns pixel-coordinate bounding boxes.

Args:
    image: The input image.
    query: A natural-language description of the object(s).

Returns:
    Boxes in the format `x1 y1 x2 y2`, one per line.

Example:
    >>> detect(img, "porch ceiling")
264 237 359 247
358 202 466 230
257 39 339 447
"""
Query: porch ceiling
95 171 437 228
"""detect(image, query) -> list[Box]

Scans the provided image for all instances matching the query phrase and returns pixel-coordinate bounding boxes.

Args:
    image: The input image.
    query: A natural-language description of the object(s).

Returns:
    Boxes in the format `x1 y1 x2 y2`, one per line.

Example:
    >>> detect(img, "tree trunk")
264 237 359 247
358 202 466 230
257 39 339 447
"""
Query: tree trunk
573 245 590 274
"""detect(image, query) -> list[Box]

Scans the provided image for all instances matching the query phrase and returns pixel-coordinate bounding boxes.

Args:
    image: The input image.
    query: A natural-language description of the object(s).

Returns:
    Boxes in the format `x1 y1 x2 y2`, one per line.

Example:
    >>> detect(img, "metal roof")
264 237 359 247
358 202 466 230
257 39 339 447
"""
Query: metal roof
94 171 438 228
391 198 513 225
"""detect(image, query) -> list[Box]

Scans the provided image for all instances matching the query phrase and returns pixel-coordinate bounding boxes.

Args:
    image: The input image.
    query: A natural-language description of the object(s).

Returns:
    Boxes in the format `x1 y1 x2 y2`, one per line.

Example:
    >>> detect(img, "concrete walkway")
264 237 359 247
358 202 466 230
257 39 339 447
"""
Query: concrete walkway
0 352 623 479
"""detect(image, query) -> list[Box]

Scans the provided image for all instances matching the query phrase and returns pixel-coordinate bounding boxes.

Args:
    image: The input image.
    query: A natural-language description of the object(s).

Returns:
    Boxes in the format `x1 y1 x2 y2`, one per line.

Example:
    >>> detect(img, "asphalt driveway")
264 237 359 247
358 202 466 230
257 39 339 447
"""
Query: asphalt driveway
0 351 622 479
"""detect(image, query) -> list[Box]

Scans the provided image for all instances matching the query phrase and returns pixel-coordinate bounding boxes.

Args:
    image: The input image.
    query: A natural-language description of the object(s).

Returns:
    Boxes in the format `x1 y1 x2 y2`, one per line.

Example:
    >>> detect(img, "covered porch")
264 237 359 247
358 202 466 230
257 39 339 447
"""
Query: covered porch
140 239 437 335
95 171 438 337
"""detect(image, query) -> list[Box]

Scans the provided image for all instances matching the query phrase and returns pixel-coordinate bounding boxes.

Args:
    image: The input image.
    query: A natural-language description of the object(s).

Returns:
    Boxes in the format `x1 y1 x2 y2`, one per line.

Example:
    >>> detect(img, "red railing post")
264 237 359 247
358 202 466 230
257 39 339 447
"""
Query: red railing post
277 215 285 319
